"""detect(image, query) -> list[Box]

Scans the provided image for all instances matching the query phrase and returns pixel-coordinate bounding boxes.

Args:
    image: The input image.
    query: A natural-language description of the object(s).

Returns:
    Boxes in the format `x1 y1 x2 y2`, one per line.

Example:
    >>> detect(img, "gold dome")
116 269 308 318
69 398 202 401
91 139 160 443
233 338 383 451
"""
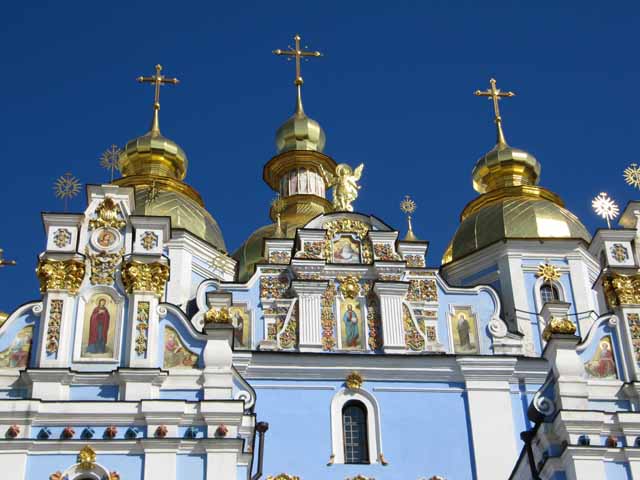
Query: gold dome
443 186 591 263
119 129 187 180
275 86 326 154
472 143 541 194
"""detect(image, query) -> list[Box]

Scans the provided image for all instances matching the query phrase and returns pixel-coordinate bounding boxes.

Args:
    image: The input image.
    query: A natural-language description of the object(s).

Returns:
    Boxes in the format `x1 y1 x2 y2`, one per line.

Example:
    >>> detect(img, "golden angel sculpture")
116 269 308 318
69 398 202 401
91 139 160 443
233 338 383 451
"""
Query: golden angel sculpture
320 163 364 212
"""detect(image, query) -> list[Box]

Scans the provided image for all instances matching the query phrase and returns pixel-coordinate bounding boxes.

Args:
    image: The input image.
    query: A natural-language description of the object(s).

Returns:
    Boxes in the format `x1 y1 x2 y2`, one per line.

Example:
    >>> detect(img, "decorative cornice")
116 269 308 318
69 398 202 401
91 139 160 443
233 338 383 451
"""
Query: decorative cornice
36 258 85 294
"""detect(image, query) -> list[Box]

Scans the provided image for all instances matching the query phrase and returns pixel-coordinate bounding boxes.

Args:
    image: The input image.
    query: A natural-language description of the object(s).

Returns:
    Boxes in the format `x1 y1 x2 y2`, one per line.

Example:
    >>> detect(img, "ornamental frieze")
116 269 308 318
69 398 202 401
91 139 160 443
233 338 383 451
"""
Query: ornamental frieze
134 302 150 355
373 243 400 261
278 303 298 349
406 279 438 302
603 274 640 307
260 276 289 299
121 261 170 297
36 258 86 294
45 299 63 354
404 254 425 268
366 289 382 350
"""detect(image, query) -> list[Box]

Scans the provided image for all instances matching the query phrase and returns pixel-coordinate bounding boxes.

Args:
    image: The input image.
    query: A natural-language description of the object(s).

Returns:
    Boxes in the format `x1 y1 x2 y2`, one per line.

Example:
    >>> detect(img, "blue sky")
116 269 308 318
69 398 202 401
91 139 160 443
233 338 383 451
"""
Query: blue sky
1 1 639 311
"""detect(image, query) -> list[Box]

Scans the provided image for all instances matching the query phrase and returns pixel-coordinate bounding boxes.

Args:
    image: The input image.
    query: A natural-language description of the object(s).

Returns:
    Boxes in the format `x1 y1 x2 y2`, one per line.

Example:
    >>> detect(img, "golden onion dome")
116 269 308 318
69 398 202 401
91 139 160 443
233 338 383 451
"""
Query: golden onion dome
114 75 225 250
472 142 541 194
275 87 326 154
443 79 590 264
443 186 591 263
119 129 187 180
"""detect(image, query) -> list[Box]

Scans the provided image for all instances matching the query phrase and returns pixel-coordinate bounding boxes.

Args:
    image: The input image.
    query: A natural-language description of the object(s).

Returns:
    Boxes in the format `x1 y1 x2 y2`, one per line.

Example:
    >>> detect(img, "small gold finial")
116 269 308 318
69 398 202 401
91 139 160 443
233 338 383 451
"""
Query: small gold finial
400 195 418 241
271 195 286 238
273 34 322 116
137 64 180 135
474 78 516 146
0 248 16 268
53 172 81 212
592 192 620 229
624 163 640 190
100 144 122 182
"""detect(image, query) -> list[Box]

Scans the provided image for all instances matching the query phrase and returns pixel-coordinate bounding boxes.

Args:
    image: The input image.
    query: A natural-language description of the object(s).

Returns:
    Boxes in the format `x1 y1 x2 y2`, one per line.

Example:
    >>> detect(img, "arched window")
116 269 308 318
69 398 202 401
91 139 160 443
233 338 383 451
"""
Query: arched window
342 401 369 464
540 284 560 304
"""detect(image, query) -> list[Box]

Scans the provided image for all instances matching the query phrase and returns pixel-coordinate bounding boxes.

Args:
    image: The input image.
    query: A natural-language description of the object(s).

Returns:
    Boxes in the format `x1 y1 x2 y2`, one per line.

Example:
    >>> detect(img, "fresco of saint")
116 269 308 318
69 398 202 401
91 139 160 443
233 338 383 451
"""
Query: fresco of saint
0 326 33 368
332 236 360 264
229 307 250 349
340 300 363 350
584 336 617 379
449 308 479 354
86 298 110 354
163 327 198 369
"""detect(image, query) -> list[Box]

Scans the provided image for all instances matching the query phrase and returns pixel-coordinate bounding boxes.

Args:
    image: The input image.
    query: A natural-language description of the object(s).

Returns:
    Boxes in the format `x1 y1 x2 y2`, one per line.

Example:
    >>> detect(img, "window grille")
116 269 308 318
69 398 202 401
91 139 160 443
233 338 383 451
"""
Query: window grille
540 284 560 304
342 401 369 464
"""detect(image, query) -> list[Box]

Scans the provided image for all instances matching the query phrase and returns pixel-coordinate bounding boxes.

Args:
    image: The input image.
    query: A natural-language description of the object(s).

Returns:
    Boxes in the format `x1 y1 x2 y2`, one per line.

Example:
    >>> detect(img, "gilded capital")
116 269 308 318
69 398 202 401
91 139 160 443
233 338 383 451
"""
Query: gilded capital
204 306 231 324
542 316 577 341
36 259 86 294
603 274 640 308
121 260 169 297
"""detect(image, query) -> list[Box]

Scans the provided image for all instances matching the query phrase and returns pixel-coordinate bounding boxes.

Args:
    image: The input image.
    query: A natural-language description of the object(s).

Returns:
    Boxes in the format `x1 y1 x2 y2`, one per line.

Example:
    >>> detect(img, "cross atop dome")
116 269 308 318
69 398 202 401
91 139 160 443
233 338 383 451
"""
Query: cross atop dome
474 78 515 146
137 64 180 135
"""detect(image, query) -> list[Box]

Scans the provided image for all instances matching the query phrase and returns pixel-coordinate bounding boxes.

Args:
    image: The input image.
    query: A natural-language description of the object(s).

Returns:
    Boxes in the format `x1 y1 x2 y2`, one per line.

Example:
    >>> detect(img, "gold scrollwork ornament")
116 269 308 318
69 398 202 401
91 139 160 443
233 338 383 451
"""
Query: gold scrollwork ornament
77 445 97 470
89 197 127 230
266 475 301 480
345 371 363 390
338 275 361 299
204 306 231 324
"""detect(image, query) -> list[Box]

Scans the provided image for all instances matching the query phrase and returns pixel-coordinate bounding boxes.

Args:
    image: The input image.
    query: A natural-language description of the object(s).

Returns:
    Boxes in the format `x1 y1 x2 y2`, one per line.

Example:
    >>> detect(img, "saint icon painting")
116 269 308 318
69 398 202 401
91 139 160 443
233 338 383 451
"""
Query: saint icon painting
332 236 360 264
81 294 118 359
340 299 364 350
449 306 479 354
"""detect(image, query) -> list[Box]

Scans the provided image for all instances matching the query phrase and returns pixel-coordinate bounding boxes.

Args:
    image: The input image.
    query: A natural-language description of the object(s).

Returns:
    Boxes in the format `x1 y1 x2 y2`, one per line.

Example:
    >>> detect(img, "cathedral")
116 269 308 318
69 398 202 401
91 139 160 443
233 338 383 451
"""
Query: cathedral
1 34 639 480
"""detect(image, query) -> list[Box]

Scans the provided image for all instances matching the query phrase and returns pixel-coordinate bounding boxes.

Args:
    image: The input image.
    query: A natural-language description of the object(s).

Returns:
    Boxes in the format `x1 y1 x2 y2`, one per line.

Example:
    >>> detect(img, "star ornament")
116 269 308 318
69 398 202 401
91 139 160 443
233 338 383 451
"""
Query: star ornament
592 192 619 228
624 163 640 189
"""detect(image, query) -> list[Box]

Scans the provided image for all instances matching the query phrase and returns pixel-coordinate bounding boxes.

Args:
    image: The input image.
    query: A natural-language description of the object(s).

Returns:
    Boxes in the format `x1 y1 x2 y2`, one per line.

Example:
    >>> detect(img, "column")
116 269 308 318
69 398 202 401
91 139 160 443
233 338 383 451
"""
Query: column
201 324 234 400
374 282 409 353
458 357 519 480
292 280 327 352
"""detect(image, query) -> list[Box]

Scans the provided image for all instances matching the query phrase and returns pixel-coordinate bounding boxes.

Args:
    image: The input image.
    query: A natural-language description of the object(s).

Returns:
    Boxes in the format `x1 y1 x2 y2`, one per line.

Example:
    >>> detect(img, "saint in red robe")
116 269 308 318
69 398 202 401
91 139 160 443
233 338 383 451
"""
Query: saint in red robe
87 305 110 354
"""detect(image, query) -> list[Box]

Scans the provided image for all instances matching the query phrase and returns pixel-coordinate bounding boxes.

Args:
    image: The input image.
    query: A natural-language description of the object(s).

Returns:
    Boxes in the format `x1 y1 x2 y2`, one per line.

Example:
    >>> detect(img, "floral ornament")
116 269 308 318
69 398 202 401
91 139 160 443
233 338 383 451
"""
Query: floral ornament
155 425 168 438
266 474 301 480
46 299 63 354
542 316 577 341
338 275 361 299
104 425 118 439
134 301 150 355
624 163 640 189
89 197 126 230
592 192 620 228
77 445 96 469
61 426 75 439
405 255 425 268
53 228 72 248
403 304 424 351
610 243 629 263
321 283 337 350
6 424 20 438
215 424 229 437
406 280 437 302
345 371 363 390
140 231 158 250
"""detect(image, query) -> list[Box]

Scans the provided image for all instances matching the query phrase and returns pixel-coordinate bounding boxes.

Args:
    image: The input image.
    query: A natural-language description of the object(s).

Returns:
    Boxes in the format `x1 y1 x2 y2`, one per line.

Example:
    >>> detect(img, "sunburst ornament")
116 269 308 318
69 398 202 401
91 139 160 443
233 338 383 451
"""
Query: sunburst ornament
624 163 640 190
592 192 620 228
400 195 418 241
536 263 561 283
53 172 81 212
100 144 122 182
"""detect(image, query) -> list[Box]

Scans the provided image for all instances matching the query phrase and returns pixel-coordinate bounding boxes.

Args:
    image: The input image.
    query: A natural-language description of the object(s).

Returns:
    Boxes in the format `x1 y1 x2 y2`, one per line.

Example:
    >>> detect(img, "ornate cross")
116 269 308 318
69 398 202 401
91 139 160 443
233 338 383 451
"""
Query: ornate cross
137 64 179 133
273 34 322 86
474 78 515 145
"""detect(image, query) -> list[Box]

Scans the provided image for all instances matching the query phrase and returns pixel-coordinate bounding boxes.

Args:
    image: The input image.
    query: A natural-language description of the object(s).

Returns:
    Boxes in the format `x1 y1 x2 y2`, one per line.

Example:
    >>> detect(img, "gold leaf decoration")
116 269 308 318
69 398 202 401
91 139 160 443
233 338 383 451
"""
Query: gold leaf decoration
89 197 126 230
36 259 85 294
121 261 169 297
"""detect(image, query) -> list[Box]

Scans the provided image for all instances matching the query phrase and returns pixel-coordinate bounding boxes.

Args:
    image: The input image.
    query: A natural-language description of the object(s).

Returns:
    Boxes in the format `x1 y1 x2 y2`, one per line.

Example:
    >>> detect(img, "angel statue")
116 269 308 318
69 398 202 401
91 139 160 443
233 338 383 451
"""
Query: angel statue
320 163 364 212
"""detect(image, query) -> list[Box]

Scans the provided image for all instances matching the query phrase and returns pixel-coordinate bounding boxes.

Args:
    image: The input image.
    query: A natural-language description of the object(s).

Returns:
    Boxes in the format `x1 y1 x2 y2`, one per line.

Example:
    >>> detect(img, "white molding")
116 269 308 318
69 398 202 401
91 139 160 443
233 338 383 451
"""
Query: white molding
252 384 336 390
329 388 383 465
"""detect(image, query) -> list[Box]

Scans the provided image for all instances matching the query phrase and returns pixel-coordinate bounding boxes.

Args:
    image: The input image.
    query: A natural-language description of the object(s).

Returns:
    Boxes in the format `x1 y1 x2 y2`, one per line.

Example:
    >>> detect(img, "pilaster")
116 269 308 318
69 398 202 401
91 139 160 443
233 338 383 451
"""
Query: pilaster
543 334 588 410
292 280 328 352
201 323 234 400
374 281 409 353
457 356 519 480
